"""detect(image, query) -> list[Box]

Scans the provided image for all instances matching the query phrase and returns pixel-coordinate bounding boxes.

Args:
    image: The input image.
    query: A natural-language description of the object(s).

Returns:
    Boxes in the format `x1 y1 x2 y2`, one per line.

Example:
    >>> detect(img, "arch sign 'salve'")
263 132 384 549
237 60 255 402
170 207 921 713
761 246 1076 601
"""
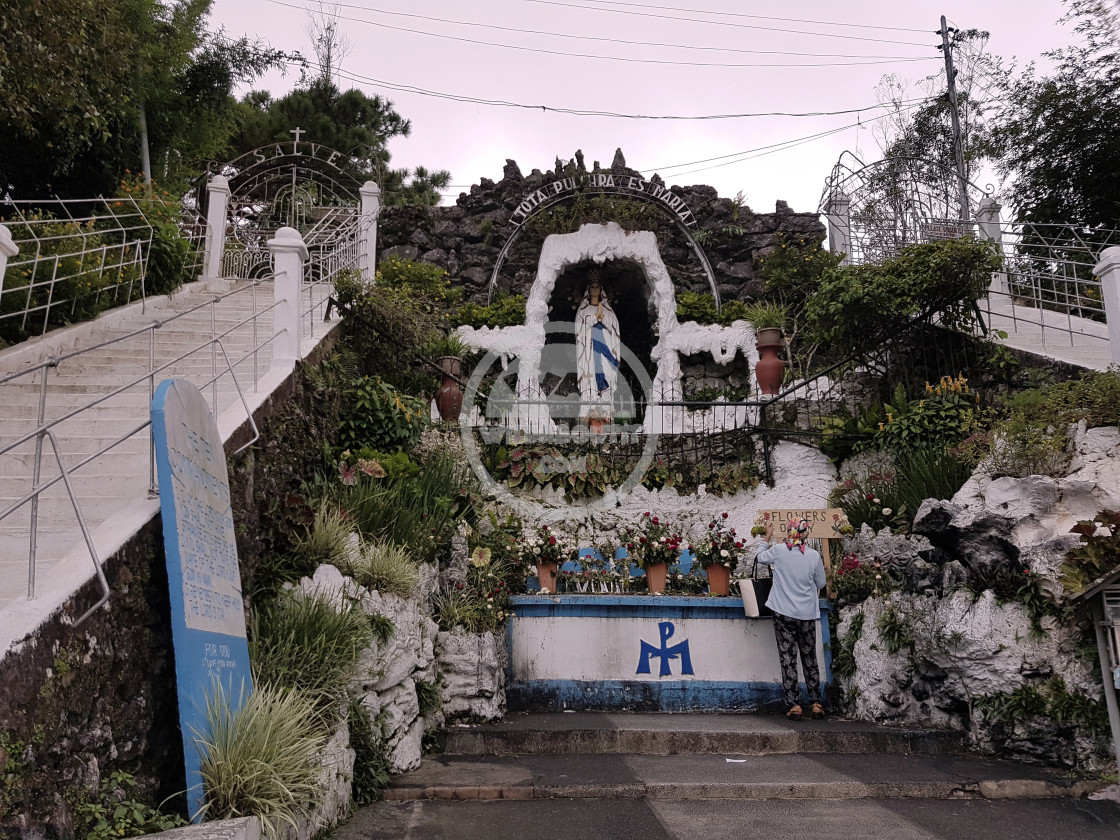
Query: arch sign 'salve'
488 175 719 306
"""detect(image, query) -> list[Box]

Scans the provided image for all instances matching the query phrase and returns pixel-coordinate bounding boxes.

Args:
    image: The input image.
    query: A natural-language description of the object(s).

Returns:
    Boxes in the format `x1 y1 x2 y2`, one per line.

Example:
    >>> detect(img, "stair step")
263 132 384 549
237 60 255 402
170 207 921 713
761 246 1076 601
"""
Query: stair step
386 750 1103 803
442 712 964 757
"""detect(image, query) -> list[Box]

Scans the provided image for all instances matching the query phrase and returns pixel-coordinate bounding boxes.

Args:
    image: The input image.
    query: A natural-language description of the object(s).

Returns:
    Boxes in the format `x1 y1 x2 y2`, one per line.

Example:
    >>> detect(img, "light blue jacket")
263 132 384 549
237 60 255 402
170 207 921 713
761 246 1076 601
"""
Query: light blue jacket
756 542 827 620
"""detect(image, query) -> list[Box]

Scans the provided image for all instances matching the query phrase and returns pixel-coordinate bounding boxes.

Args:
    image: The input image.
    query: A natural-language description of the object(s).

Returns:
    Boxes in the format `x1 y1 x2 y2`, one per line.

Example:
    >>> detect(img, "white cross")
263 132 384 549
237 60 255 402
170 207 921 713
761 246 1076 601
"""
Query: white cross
290 126 305 153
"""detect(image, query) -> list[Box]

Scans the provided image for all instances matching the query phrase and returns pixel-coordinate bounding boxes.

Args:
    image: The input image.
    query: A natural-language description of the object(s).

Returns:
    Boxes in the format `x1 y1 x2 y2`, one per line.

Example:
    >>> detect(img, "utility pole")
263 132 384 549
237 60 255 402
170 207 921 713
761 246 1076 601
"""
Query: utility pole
938 15 970 223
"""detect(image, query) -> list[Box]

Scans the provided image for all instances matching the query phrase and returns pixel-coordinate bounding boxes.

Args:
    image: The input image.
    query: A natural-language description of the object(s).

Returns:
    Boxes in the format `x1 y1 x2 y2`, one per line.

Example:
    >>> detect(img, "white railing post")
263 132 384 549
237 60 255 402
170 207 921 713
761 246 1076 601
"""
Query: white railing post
359 180 381 280
825 189 852 265
268 227 309 371
1095 246 1120 366
0 224 17 298
976 197 1008 297
203 175 231 280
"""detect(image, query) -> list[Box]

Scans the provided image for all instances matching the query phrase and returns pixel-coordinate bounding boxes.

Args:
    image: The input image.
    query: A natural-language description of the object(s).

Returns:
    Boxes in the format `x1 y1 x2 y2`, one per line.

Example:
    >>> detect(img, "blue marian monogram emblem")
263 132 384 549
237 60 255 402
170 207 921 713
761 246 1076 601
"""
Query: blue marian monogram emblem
636 621 694 677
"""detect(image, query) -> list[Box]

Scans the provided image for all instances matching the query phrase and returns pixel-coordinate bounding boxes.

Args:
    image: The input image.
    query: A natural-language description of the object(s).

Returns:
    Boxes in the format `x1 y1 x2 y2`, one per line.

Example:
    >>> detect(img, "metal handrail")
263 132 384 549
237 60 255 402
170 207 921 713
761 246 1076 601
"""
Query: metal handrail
1 279 278 624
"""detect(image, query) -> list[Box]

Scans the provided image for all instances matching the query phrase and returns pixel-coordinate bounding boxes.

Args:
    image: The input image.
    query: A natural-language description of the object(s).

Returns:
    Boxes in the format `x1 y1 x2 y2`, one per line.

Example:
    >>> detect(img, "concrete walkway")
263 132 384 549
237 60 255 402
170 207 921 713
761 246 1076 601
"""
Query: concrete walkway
335 712 1120 840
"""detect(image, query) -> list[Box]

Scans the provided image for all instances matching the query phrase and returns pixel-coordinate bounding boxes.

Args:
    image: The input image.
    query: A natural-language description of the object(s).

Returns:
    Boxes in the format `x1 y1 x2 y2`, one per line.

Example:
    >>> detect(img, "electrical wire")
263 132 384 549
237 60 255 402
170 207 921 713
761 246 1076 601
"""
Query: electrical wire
527 0 931 33
262 0 935 67
517 0 935 47
289 0 931 60
325 61 933 121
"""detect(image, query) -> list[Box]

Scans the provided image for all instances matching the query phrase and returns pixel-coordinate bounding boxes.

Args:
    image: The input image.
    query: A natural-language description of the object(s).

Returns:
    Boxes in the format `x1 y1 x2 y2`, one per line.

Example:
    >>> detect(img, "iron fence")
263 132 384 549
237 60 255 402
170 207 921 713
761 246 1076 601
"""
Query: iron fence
0 196 205 343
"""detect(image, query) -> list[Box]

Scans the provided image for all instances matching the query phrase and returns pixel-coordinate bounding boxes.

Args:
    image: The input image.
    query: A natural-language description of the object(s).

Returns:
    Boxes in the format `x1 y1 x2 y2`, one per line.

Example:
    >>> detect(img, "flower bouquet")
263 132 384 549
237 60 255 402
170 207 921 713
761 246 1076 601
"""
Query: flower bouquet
523 524 575 593
621 512 682 594
689 512 743 595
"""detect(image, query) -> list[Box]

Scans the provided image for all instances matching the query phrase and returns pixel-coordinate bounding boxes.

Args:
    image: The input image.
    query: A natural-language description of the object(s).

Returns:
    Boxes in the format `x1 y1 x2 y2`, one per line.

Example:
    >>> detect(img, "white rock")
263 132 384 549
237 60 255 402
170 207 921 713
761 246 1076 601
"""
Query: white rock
357 590 423 692
389 716 426 773
380 678 420 746
438 628 506 720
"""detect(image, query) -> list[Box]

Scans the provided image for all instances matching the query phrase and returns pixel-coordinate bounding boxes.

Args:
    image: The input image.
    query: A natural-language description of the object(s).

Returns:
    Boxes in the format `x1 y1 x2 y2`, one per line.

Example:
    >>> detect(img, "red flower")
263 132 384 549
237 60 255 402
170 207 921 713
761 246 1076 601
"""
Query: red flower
549 536 557 545
722 512 729 519
652 517 659 525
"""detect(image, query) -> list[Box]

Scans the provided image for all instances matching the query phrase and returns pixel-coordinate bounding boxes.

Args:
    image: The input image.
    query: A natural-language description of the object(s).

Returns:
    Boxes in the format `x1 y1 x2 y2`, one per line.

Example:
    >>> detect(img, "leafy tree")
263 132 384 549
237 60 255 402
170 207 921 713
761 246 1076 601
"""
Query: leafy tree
990 1 1120 228
230 80 450 206
0 0 287 198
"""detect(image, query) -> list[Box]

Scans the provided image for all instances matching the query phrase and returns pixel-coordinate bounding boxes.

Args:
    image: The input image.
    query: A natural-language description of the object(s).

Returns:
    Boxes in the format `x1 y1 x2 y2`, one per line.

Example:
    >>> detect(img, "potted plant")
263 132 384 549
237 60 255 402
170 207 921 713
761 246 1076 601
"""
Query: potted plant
689 512 743 596
743 301 787 396
424 333 469 421
524 524 575 593
621 512 683 594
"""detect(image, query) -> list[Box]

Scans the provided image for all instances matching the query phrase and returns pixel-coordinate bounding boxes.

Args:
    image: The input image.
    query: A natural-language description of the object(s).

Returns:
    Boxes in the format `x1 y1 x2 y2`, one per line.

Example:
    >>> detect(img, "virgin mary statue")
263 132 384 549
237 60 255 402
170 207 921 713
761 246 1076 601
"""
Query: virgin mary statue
575 274 621 426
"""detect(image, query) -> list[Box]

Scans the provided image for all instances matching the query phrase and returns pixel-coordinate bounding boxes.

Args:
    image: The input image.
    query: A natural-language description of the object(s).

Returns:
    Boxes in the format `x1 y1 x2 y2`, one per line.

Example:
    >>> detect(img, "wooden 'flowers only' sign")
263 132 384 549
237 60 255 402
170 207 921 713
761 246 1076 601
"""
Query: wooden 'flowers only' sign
753 509 852 540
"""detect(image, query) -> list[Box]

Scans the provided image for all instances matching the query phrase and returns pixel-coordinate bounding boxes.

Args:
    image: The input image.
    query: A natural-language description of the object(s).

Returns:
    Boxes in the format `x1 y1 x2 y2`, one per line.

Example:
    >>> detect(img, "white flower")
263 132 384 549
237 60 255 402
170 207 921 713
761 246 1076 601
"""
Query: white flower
533 546 541 555
881 508 892 516
873 497 881 504
875 574 882 580
720 549 729 557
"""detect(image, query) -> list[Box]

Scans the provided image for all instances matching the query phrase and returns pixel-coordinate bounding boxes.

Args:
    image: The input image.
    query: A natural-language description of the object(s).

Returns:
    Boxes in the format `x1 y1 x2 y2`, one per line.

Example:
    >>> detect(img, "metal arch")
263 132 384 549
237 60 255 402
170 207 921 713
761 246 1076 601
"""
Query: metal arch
485 190 720 310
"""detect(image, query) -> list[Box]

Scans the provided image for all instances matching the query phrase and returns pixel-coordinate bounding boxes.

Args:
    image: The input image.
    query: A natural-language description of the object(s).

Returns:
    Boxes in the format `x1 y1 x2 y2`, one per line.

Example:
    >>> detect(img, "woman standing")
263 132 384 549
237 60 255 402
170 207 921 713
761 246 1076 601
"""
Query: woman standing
757 518 827 721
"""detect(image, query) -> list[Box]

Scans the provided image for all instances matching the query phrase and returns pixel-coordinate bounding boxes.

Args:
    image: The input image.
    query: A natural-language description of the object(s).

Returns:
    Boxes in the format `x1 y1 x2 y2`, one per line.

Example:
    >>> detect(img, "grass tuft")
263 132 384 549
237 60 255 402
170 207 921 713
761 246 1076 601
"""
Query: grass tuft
195 682 326 839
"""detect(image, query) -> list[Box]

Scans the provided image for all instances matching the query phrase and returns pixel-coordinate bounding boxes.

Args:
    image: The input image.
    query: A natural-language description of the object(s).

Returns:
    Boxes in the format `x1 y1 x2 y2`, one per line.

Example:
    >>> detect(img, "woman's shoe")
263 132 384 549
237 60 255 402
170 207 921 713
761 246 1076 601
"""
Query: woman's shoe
810 702 826 720
786 704 803 721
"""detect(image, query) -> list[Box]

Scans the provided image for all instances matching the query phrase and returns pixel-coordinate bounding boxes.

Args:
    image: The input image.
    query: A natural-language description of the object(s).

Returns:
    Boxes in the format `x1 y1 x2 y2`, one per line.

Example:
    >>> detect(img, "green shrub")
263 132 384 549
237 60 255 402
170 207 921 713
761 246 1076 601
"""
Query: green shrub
249 591 374 719
872 378 980 452
831 554 893 605
415 678 443 720
450 293 526 329
805 237 1001 357
291 502 358 572
877 604 914 656
345 540 420 598
340 376 427 453
75 771 187 840
833 611 865 680
675 291 750 326
343 454 476 564
348 699 393 805
376 256 460 308
196 683 326 838
1060 510 1120 595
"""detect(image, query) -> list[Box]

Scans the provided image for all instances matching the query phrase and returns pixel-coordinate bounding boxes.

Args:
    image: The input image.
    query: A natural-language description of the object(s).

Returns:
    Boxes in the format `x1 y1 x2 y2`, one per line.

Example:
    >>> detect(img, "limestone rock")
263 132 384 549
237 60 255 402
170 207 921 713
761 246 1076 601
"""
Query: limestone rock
380 678 420 747
389 716 425 773
358 590 423 692
438 628 506 721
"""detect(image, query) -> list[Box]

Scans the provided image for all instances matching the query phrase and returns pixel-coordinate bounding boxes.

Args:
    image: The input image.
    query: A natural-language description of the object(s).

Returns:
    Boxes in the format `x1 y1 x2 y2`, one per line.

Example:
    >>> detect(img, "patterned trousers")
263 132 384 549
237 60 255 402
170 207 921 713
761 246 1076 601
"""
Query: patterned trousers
772 612 822 708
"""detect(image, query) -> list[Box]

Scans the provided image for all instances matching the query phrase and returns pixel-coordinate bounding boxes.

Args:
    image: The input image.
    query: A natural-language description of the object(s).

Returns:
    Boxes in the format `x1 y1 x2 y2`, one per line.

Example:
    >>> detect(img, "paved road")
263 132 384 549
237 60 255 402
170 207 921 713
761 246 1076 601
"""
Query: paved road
335 796 1120 840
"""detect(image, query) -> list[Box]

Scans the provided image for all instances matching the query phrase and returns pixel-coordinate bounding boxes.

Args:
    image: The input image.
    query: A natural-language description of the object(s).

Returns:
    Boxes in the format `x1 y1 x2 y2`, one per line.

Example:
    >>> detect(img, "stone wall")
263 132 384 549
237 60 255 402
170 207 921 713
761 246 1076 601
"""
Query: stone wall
831 423 1120 768
377 150 825 305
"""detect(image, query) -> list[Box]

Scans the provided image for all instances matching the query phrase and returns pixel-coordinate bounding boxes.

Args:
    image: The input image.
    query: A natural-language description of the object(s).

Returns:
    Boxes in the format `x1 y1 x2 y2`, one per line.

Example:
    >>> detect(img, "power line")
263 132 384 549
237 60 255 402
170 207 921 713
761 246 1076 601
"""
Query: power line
286 0 930 61
518 0 934 47
531 0 930 33
262 0 935 68
325 61 934 120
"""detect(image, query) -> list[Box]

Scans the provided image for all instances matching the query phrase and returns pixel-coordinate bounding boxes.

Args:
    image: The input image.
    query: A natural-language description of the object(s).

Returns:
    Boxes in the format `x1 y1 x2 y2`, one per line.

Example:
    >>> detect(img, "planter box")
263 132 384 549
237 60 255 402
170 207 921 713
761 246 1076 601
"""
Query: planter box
506 595 831 712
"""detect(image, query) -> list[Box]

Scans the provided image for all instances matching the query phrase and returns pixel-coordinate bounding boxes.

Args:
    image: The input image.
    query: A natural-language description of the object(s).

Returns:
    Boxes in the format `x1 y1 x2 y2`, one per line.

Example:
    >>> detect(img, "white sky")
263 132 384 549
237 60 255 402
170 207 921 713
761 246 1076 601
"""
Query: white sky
207 0 1080 215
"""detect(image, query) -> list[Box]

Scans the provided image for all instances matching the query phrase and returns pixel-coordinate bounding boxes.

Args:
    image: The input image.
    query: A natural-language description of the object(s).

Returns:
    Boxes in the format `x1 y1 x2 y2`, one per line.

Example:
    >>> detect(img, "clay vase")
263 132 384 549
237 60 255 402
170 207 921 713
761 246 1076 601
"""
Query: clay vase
755 342 785 396
536 561 558 593
645 562 668 594
706 564 732 596
435 356 463 422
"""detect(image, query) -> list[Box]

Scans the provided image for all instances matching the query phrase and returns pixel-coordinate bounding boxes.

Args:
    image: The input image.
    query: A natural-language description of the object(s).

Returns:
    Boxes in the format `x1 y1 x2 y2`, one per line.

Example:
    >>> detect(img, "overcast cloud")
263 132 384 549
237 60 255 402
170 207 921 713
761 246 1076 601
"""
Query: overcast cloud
208 0 1078 215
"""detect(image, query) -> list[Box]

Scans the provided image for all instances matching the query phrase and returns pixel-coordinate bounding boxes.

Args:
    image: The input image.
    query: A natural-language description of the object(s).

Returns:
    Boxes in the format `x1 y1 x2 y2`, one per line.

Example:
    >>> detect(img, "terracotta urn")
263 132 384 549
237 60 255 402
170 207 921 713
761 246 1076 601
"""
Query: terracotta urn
706 563 732 596
645 561 668 594
755 338 785 397
435 356 463 422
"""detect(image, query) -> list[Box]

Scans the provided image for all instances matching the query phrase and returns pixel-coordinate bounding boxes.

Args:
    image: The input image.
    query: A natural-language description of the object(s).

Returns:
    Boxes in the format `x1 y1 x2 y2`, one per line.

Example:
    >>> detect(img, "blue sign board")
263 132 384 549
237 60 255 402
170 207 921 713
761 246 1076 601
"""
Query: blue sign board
151 379 253 820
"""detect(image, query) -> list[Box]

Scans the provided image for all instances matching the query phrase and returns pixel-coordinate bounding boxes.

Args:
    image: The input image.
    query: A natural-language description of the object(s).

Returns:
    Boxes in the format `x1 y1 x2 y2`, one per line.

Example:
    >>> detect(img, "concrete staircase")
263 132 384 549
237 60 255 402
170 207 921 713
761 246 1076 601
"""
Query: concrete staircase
337 712 1117 840
0 276 333 654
